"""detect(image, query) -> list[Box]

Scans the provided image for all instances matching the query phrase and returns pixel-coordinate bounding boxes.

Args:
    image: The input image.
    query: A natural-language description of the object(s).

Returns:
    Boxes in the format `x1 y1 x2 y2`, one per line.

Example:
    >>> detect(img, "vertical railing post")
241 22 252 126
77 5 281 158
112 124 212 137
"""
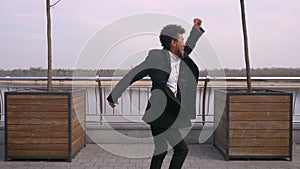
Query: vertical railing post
97 75 103 125
202 77 210 126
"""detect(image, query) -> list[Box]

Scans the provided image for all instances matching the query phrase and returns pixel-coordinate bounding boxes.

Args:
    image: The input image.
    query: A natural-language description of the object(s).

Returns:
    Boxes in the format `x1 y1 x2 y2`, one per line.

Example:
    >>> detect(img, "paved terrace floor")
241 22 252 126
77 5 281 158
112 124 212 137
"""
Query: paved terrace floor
1 144 300 169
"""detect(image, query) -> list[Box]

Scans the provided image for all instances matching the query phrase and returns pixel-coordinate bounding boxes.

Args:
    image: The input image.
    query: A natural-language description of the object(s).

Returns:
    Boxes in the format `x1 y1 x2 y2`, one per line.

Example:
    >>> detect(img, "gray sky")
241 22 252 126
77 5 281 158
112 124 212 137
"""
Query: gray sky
1 0 299 70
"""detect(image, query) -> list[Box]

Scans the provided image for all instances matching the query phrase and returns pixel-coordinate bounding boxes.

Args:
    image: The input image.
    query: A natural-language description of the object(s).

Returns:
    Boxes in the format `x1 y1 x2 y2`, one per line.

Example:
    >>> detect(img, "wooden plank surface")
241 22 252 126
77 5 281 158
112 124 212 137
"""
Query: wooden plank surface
230 111 290 121
229 138 289 147
72 106 85 121
7 150 68 157
8 138 68 144
214 99 227 121
72 135 85 155
7 94 68 99
72 120 85 129
229 121 290 130
229 147 290 156
229 95 290 103
7 143 68 151
214 93 292 159
214 127 226 151
72 125 84 140
5 92 86 160
7 124 68 131
72 94 85 104
8 130 68 138
229 129 290 138
6 98 68 105
7 118 68 125
6 105 68 112
229 103 290 112
7 111 68 119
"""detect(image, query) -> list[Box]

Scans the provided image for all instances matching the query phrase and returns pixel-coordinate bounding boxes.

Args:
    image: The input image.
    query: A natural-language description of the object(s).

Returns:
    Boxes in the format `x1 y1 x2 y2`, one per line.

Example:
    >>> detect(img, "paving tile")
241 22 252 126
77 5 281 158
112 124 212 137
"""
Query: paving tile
0 144 299 169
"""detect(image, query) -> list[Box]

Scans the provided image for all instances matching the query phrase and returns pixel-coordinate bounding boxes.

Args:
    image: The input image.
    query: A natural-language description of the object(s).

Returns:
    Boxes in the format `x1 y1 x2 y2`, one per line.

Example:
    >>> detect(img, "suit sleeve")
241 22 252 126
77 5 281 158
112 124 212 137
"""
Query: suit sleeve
107 50 158 103
184 26 205 56
181 26 204 119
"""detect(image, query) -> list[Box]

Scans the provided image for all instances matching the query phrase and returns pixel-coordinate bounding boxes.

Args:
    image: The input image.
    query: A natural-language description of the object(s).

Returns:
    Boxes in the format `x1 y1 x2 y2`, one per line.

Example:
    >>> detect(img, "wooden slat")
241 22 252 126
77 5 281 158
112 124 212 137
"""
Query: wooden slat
72 92 85 99
72 101 85 109
8 130 68 138
7 143 68 151
71 92 86 155
229 121 290 130
229 147 290 156
214 127 227 151
229 103 290 112
72 111 85 123
229 130 290 138
229 138 289 147
6 105 68 112
7 112 68 119
72 95 85 104
215 114 226 129
229 95 290 103
7 94 68 99
72 135 85 155
215 141 226 154
230 111 290 121
214 110 226 120
6 98 68 105
72 125 84 140
214 100 227 121
7 124 68 131
72 105 85 117
72 119 85 129
8 138 68 144
7 118 68 125
7 150 68 157
72 100 85 110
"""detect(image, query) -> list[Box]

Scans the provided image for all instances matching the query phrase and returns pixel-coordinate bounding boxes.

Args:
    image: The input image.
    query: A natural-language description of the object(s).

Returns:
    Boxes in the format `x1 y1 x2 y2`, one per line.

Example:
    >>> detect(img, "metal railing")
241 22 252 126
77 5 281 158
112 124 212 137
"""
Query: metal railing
1 76 300 126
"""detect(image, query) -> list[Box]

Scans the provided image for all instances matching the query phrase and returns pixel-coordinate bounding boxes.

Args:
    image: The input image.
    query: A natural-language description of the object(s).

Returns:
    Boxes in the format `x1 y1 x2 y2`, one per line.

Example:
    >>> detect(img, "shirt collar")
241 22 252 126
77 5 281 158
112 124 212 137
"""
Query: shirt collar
169 51 180 61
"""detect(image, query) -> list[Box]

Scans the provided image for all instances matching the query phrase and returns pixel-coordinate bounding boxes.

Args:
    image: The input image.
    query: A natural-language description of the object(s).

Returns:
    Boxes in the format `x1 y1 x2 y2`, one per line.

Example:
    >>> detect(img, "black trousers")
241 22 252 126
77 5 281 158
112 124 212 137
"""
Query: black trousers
149 125 188 169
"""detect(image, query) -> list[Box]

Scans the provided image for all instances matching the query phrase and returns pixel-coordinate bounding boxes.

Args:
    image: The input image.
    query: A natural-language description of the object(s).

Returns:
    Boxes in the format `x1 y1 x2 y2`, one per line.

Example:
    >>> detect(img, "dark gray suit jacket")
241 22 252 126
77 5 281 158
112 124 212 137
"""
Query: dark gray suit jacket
107 26 204 128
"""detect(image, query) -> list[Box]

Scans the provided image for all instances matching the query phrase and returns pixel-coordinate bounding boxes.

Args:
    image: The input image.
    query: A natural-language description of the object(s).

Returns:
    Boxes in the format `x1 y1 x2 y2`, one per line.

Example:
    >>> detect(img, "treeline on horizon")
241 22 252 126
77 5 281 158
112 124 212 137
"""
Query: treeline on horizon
1 67 300 77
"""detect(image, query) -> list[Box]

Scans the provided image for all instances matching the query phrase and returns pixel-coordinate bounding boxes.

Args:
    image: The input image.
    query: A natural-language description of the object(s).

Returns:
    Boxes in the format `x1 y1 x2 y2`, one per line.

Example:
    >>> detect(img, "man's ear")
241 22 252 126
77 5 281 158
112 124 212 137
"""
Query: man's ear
170 39 177 47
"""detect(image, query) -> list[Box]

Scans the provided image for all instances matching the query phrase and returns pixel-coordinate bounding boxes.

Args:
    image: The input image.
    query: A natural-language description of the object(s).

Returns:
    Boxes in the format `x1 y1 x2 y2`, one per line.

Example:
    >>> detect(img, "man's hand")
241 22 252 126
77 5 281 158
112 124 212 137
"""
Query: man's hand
108 101 116 108
193 18 202 30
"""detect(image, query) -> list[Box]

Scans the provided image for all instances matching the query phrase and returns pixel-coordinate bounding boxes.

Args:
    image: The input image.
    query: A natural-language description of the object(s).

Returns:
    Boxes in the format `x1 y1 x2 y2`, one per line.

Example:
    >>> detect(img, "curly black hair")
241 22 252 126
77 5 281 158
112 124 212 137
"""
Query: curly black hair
159 24 185 50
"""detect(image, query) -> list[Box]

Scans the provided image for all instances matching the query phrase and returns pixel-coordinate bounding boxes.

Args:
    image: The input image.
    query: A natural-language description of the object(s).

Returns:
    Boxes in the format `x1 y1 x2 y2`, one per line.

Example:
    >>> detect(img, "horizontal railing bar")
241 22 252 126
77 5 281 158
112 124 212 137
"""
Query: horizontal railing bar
88 114 213 117
1 76 300 82
86 121 214 124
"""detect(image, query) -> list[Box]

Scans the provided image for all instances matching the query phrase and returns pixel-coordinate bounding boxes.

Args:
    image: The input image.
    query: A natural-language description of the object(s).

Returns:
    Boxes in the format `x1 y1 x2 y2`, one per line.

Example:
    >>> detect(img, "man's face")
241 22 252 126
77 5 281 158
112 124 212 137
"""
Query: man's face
174 34 185 58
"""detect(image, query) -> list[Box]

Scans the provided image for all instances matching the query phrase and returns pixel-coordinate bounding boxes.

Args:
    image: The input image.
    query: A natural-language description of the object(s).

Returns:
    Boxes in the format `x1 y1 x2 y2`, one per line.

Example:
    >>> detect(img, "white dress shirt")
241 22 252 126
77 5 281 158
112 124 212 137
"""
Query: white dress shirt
167 51 181 96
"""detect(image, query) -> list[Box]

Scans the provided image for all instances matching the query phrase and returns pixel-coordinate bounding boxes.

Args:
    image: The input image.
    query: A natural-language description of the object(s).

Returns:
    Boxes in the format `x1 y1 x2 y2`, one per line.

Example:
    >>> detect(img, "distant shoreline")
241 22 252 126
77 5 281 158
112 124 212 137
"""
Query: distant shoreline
1 67 300 77
1 79 300 87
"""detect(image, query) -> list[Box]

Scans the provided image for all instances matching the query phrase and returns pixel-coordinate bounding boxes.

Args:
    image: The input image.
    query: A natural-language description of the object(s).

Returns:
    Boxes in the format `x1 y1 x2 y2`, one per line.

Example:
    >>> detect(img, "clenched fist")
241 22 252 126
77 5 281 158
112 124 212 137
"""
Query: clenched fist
193 18 202 30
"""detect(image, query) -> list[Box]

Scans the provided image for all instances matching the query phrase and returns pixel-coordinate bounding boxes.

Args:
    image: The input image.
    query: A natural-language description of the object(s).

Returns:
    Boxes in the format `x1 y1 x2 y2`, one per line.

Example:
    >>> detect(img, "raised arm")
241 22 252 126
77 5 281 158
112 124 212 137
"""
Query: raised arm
184 18 205 56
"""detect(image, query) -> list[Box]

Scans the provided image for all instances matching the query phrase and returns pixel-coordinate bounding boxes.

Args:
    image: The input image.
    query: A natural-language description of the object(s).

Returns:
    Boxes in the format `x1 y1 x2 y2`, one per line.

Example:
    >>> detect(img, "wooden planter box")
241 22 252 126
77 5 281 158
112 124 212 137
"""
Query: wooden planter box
4 89 86 162
213 89 293 161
